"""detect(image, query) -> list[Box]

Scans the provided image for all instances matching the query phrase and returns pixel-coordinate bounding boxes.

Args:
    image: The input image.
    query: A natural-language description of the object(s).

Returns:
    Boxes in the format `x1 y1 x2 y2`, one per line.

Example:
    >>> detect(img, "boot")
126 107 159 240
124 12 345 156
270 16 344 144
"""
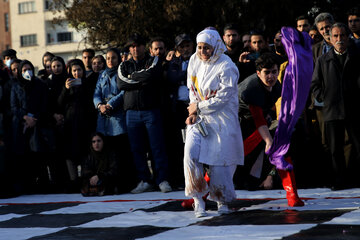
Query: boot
277 157 304 207
181 172 210 209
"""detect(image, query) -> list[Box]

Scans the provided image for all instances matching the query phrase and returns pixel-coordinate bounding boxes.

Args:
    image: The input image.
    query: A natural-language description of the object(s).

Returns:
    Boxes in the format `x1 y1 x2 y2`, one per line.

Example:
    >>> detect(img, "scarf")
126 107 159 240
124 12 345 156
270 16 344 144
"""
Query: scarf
266 27 313 170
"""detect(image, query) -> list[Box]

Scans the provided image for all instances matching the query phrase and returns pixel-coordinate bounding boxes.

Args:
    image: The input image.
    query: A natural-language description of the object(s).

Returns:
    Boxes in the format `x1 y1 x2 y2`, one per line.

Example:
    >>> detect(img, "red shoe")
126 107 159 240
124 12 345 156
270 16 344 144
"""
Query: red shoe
181 193 209 209
278 157 304 207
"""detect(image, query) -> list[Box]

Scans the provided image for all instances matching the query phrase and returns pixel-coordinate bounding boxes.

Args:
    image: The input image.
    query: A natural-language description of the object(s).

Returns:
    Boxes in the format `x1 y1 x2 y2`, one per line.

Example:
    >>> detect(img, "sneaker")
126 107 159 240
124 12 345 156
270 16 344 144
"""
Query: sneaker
193 198 207 218
217 202 230 215
159 181 172 193
131 181 153 194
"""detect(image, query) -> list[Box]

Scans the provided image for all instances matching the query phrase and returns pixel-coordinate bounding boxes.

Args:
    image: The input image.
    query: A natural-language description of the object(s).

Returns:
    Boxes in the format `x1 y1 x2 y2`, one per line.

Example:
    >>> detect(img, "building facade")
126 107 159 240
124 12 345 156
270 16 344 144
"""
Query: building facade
0 0 12 57
9 0 89 72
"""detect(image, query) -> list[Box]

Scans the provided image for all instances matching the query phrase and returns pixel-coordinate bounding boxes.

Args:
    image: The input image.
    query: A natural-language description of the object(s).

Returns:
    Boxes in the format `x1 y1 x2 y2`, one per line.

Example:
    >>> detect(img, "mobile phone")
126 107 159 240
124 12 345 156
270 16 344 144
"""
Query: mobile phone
71 78 82 86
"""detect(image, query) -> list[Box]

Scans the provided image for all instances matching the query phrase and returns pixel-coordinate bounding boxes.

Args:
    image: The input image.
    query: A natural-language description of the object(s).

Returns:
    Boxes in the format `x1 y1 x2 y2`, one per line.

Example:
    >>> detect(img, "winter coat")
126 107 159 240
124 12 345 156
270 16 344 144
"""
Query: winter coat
93 69 126 136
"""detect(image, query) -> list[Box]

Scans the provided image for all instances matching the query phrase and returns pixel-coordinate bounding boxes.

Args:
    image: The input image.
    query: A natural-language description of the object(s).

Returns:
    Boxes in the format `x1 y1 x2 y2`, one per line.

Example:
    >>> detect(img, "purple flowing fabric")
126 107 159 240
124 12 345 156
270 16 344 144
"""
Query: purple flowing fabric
266 27 313 170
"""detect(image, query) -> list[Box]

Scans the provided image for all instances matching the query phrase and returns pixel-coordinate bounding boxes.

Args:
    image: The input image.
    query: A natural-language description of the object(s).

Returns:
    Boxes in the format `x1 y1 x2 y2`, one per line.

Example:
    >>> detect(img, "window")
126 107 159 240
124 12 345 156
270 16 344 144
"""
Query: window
18 1 36 14
4 13 9 32
44 0 52 10
20 34 37 47
57 32 72 42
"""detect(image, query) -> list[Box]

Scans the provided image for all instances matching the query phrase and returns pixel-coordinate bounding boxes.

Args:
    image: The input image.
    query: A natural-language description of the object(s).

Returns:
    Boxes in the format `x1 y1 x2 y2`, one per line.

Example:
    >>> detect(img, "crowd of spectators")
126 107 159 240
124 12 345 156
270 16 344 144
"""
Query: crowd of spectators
0 7 360 198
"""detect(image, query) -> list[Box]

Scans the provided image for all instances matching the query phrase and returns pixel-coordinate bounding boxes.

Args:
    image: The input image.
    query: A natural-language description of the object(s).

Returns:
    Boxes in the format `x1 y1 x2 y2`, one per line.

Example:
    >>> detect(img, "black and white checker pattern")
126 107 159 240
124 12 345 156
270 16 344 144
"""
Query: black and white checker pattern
0 189 360 240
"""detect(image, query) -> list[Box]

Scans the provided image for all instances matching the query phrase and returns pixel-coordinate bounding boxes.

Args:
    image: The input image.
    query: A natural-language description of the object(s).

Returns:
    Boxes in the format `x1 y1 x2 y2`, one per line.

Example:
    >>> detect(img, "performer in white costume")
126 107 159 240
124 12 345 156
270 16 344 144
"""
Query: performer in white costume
184 28 244 218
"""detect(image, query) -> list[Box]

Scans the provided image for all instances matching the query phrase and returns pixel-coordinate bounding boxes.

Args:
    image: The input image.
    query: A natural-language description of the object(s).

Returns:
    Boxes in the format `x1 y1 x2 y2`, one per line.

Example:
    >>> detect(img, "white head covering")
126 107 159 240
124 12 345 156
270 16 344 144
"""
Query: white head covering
196 28 227 63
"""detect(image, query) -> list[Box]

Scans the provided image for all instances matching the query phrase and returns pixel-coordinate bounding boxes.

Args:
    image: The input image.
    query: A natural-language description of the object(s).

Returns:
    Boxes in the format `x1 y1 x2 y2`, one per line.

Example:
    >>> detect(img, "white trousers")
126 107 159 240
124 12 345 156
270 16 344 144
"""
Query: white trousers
184 127 237 203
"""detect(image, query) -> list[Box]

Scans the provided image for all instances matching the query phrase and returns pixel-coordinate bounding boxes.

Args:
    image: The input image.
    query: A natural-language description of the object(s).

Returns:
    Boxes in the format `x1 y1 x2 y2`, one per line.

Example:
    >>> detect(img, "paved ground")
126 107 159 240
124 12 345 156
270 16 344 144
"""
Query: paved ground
0 188 359 239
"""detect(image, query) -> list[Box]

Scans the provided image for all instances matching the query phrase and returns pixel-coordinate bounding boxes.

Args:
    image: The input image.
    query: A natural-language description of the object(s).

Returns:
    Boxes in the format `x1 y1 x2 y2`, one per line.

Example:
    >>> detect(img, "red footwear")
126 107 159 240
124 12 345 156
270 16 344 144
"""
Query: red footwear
277 157 304 207
181 193 209 209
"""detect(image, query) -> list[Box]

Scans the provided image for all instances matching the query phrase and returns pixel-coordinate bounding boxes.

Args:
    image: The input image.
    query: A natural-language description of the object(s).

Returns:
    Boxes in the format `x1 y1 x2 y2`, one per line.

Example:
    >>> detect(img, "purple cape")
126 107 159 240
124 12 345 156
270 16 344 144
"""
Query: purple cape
266 27 313 170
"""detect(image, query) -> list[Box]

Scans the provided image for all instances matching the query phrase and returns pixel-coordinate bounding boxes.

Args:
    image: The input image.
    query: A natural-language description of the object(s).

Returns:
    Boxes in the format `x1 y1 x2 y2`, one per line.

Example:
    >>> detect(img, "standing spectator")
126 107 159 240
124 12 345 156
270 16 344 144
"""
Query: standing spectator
238 30 269 82
242 33 251 52
296 15 311 32
91 55 106 74
47 56 68 191
222 23 242 63
312 12 335 62
37 52 55 81
347 7 360 45
58 59 91 192
184 28 244 217
120 48 130 63
166 33 194 188
309 25 322 45
311 12 336 188
11 60 52 193
82 49 95 77
271 30 287 63
117 33 172 193
2 49 17 70
311 23 360 190
93 48 137 193
149 37 166 59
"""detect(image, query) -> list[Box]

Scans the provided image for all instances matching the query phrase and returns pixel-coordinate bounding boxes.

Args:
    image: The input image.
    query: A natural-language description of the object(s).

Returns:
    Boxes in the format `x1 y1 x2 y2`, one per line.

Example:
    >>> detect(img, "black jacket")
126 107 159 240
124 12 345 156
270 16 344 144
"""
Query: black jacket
117 55 163 110
311 42 360 123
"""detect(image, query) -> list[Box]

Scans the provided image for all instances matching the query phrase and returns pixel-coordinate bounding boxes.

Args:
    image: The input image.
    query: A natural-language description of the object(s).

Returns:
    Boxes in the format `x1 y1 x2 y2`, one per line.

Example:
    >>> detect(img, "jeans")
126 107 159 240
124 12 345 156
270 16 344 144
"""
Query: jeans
126 109 169 184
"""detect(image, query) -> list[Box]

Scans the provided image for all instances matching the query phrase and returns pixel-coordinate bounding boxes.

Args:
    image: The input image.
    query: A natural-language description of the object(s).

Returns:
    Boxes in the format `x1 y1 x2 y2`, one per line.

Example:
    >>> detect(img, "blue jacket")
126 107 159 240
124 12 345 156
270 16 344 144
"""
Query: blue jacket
93 68 126 136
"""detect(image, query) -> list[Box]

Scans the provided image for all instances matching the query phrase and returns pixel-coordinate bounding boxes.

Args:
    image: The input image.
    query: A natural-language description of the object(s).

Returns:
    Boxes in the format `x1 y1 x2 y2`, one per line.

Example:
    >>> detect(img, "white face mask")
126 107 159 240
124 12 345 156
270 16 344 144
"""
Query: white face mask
5 59 12 68
22 70 33 81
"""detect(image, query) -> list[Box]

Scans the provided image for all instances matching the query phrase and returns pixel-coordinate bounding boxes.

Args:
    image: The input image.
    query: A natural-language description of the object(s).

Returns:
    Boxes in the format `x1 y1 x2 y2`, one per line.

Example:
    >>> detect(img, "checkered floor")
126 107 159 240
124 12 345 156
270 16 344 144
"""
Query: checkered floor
0 188 360 240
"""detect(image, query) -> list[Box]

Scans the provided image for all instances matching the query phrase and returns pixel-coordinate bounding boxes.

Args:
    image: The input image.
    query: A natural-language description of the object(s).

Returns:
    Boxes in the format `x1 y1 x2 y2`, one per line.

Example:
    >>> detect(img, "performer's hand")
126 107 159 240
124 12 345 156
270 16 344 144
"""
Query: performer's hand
259 175 273 189
187 103 197 116
239 52 251 63
185 115 197 125
265 140 273 152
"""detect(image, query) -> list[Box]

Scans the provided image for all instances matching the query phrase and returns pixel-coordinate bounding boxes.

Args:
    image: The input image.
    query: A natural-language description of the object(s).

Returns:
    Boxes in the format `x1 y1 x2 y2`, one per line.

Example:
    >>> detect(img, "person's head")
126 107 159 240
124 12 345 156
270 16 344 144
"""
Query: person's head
67 59 85 79
119 47 129 63
242 33 251 50
126 33 146 61
82 48 95 71
91 55 106 72
223 23 241 50
175 33 194 60
347 7 360 37
330 22 350 53
10 59 21 78
255 52 279 91
106 48 120 69
309 25 322 44
149 37 166 58
314 12 335 43
250 30 267 52
42 52 55 68
273 31 285 55
2 49 17 67
91 132 105 152
196 28 226 62
44 60 52 75
18 60 35 82
50 56 66 76
296 15 311 32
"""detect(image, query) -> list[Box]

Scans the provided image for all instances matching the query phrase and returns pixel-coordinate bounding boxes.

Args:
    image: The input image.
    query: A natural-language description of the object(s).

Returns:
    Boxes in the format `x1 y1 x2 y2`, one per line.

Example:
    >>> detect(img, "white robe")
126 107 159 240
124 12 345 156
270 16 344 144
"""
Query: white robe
184 52 244 202
186 53 244 166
